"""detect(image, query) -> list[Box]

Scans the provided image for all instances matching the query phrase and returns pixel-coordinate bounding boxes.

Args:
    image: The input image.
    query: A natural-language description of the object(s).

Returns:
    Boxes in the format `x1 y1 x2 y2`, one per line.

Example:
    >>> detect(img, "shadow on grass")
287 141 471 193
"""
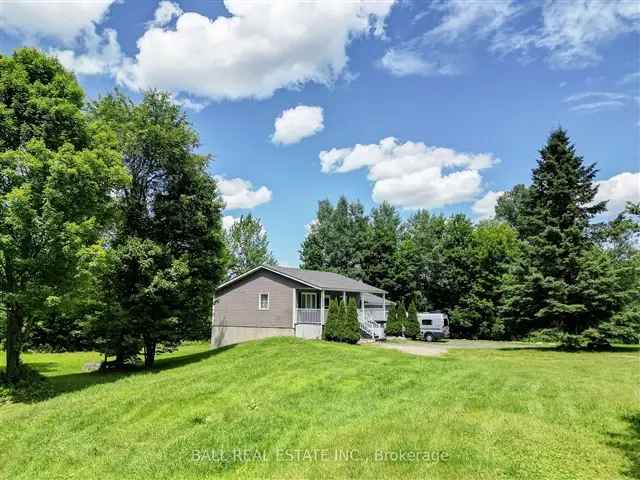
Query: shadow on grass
1 345 235 405
499 345 640 353
608 413 640 479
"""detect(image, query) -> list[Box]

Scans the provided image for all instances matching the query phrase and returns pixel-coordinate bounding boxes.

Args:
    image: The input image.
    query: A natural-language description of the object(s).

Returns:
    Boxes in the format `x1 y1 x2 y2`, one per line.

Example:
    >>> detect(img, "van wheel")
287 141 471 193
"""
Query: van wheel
424 333 434 342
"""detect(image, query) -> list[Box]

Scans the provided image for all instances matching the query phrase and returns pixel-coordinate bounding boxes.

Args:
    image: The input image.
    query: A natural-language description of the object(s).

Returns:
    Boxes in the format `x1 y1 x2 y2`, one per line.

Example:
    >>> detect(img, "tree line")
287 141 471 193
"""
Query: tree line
301 130 639 347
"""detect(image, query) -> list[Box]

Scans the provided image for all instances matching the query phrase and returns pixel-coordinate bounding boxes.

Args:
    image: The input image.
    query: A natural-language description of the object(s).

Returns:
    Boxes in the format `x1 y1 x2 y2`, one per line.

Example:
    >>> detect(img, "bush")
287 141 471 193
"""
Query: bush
405 301 420 339
558 329 611 351
526 328 563 343
323 299 340 341
385 304 401 337
341 298 360 344
599 304 640 344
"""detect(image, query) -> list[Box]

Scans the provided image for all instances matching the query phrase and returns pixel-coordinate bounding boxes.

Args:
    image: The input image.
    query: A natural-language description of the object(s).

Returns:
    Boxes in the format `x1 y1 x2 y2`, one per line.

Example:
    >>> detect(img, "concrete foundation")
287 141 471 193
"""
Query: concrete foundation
211 325 294 348
295 323 323 340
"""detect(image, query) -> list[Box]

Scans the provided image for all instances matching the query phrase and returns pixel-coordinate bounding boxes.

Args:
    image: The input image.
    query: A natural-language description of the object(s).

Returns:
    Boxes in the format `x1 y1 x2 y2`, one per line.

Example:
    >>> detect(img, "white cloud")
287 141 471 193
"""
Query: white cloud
472 191 505 220
148 1 182 28
564 91 631 113
619 71 640 86
0 0 117 43
222 215 239 231
593 172 640 220
52 26 123 75
272 105 324 145
379 48 443 77
215 176 273 210
319 137 498 209
117 0 395 100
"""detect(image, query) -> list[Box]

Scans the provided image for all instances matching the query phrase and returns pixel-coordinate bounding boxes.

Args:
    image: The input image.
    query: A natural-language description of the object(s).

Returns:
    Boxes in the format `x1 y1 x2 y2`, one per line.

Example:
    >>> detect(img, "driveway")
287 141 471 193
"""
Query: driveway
372 338 552 357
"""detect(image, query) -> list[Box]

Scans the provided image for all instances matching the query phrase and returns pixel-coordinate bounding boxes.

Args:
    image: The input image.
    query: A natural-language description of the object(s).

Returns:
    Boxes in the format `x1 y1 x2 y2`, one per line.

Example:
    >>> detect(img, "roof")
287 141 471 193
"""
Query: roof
362 292 394 306
217 264 386 294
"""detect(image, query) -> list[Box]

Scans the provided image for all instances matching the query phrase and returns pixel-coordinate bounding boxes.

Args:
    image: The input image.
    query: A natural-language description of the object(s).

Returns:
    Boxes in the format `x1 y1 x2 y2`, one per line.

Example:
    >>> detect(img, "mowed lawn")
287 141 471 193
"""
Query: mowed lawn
0 338 639 480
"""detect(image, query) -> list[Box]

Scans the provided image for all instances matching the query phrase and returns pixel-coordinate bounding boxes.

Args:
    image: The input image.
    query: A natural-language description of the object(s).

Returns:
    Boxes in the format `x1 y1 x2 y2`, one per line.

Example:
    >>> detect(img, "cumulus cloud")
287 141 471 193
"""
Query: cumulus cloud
0 0 117 43
117 0 395 100
52 26 123 75
148 1 182 28
272 105 324 145
472 191 505 220
215 176 272 210
319 137 498 209
593 172 640 220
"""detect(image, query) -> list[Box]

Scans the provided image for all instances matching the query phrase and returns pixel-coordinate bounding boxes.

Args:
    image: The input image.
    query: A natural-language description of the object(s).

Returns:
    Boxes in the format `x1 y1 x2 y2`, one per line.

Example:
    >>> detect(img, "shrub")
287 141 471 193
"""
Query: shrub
526 328 563 343
405 301 420 339
341 298 361 344
323 299 340 341
385 304 401 337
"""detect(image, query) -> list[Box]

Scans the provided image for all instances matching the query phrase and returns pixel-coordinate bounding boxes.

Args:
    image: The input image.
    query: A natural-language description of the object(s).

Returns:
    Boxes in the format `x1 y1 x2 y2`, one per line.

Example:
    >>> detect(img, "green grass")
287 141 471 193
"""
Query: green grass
1 338 639 479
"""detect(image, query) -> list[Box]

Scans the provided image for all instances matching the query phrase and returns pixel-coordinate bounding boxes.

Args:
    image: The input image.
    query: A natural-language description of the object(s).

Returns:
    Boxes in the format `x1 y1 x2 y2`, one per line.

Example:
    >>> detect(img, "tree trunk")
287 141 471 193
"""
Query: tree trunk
5 304 23 383
144 339 156 370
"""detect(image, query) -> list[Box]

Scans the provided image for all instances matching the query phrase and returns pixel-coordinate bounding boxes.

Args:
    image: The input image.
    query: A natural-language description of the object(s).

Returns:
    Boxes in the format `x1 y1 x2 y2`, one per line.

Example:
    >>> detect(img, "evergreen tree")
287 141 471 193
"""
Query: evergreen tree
342 298 361 344
323 299 340 341
405 301 420 339
501 128 607 337
225 213 276 279
385 303 401 337
396 301 407 337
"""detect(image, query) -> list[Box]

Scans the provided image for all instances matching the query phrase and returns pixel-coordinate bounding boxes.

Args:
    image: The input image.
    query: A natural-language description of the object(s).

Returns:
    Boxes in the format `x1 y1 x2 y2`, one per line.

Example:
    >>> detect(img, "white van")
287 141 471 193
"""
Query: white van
418 312 450 342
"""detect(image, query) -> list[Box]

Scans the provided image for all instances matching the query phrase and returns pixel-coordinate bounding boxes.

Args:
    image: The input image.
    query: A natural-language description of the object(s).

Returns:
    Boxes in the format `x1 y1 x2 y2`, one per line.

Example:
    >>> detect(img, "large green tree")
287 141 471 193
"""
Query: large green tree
87 90 226 368
495 184 530 234
0 49 128 380
362 202 401 296
500 128 607 337
225 213 275 279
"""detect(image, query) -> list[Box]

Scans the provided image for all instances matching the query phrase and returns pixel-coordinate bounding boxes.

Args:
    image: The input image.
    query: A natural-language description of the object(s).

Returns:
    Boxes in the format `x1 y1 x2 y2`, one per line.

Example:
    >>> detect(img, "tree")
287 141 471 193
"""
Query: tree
385 303 401 337
342 298 361 344
225 214 275 279
300 197 369 279
396 301 407 337
405 301 420 339
323 299 340 341
0 49 128 381
87 90 226 368
495 184 530 234
363 202 401 297
450 221 520 339
500 128 608 339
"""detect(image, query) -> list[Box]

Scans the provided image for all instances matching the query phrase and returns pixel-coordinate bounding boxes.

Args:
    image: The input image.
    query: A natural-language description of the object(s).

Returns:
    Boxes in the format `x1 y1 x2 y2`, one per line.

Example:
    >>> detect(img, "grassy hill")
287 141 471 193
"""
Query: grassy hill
0 338 638 479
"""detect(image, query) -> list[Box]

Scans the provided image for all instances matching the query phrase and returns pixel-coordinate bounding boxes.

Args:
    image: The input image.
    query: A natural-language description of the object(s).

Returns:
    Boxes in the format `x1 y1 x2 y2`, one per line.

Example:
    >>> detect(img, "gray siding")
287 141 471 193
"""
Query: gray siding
215 269 308 329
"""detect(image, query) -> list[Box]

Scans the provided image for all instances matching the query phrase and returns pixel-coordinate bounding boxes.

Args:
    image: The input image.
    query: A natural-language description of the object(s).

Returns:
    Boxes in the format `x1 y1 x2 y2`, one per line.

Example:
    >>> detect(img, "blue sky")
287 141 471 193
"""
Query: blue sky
1 0 638 266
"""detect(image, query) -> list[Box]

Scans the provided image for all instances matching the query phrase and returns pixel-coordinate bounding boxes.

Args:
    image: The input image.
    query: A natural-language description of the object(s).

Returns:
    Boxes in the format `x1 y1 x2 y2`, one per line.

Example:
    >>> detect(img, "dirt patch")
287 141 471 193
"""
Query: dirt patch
374 342 448 357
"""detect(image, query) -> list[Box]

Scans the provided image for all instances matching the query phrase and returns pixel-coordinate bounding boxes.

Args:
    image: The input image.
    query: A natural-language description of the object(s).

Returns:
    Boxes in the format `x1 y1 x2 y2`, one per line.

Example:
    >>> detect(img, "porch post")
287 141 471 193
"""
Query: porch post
320 290 325 325
292 289 296 329
360 293 365 320
342 291 346 303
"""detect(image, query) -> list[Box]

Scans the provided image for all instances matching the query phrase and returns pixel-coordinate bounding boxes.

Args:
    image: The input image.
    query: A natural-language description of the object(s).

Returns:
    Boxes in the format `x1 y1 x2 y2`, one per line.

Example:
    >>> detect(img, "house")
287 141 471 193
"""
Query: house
211 264 388 347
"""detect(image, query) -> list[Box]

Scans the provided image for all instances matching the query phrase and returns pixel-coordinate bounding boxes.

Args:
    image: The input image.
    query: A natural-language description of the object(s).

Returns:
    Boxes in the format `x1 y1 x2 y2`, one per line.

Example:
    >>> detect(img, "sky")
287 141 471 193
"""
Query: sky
1 0 639 266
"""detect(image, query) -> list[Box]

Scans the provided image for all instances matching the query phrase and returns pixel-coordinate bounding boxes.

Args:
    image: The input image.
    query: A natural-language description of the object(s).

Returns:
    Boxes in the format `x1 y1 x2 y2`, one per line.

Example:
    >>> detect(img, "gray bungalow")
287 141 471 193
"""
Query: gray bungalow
211 265 388 348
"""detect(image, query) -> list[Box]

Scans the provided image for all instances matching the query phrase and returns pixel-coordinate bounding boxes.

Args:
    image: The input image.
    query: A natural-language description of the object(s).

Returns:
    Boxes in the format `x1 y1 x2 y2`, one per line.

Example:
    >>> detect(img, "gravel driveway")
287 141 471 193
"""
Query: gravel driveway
372 338 552 357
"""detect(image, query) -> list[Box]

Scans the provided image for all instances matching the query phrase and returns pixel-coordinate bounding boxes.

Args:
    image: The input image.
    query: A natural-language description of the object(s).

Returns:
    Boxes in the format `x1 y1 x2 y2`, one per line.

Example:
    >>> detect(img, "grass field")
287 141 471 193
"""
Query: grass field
1 338 639 479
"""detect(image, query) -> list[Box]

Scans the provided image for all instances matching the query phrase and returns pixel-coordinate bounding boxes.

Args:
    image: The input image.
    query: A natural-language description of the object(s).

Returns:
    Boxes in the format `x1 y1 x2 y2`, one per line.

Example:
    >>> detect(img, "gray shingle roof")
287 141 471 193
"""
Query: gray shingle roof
362 292 394 305
268 265 386 294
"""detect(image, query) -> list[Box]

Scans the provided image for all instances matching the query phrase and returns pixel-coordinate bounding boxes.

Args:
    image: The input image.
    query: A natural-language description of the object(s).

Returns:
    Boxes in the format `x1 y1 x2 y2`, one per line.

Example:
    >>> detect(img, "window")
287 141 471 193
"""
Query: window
301 292 317 309
258 293 270 310
422 319 432 326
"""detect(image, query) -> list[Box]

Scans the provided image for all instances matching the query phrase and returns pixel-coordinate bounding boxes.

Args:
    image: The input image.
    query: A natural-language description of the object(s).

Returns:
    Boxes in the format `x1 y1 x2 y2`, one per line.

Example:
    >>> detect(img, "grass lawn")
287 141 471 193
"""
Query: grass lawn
0 338 639 479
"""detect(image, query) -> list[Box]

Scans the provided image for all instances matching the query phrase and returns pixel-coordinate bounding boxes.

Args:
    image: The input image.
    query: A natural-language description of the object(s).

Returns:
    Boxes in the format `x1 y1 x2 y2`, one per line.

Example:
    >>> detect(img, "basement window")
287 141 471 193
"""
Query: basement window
258 293 270 311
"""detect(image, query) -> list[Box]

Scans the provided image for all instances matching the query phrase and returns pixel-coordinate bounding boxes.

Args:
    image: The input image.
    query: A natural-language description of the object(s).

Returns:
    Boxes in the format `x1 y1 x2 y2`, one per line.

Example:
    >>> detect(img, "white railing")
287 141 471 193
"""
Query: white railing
358 310 387 340
296 308 324 324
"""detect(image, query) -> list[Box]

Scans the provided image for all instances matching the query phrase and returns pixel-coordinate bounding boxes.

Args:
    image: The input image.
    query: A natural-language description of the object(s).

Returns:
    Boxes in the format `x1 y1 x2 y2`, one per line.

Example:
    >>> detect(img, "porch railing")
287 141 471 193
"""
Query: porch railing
296 308 324 324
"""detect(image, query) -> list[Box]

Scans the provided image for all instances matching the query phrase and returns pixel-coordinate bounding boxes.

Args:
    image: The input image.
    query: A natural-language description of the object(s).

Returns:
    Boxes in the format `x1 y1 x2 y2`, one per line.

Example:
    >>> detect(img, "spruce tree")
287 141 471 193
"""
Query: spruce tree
343 298 361 344
335 300 347 342
405 301 420 339
501 128 607 337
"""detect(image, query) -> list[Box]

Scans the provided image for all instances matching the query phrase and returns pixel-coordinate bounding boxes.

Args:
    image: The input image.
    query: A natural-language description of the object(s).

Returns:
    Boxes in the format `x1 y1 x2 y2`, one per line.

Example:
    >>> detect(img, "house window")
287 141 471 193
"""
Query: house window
301 292 318 309
258 293 270 310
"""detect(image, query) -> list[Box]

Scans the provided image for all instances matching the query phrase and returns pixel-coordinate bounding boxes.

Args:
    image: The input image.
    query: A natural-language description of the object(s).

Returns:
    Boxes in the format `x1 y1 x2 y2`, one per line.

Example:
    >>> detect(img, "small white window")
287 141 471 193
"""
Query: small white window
258 293 270 311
